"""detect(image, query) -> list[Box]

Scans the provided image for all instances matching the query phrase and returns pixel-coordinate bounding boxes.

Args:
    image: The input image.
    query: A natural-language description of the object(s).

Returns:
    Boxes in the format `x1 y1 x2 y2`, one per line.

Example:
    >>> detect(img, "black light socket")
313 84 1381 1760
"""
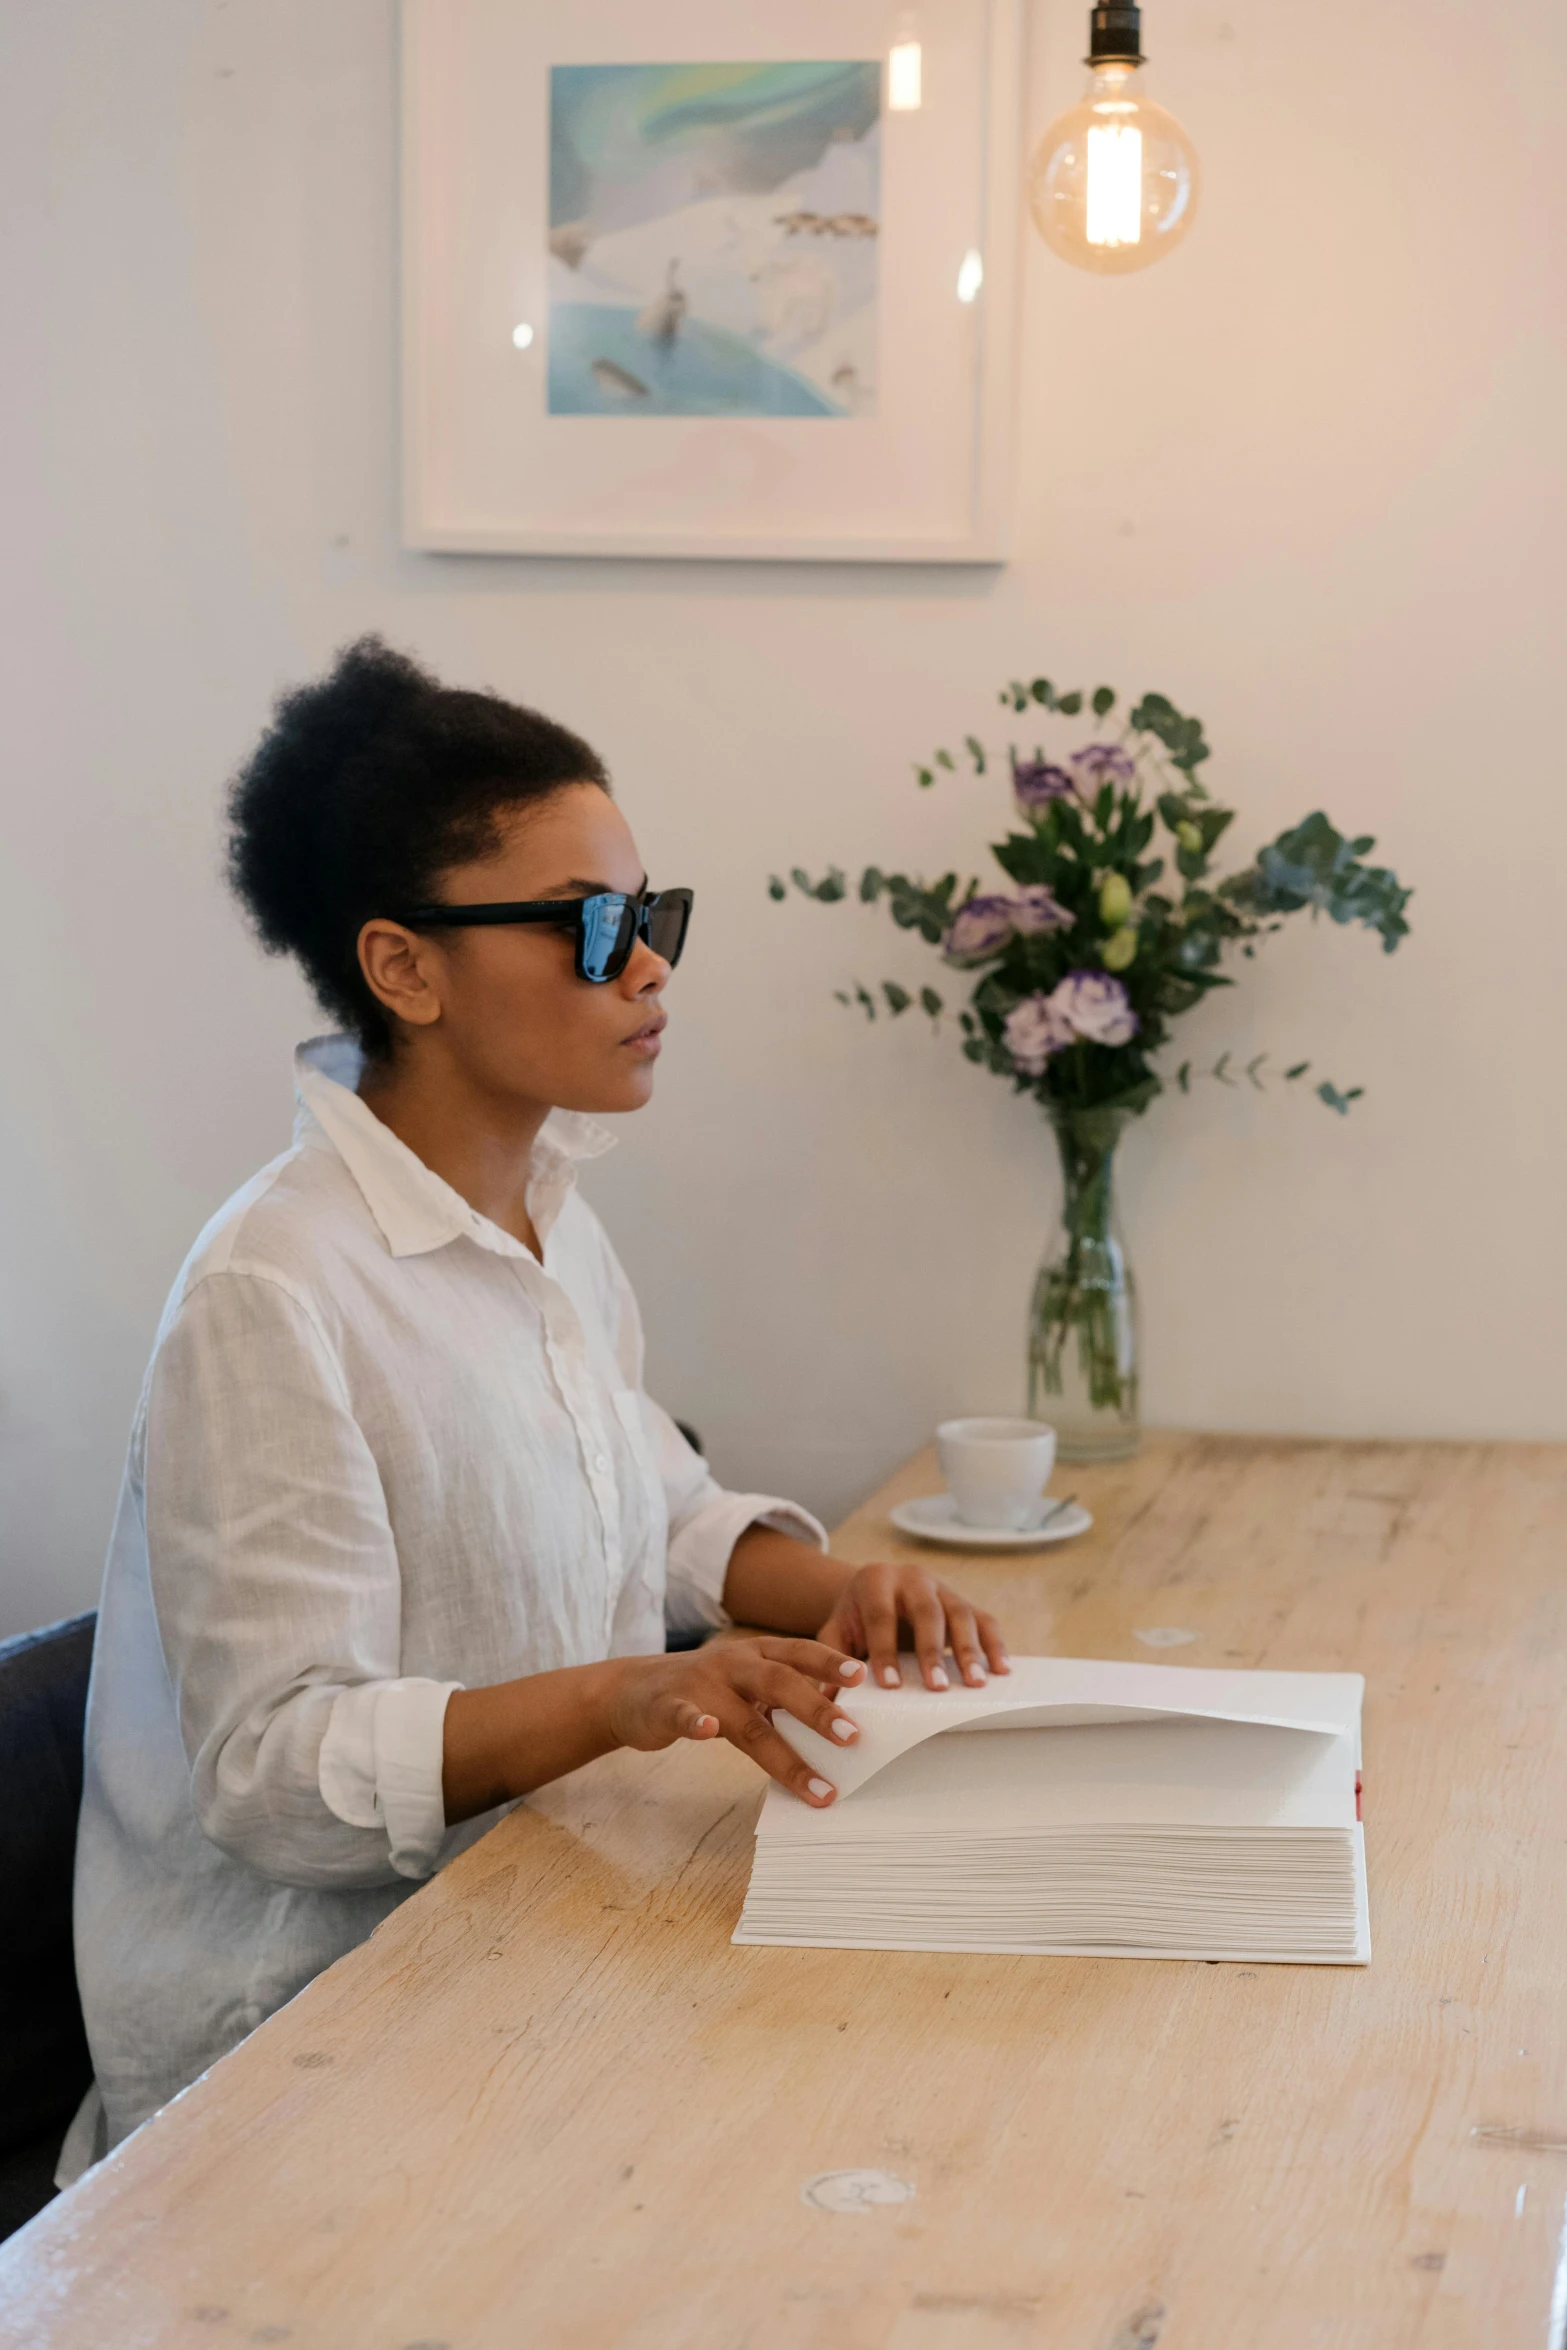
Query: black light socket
1086 4 1145 65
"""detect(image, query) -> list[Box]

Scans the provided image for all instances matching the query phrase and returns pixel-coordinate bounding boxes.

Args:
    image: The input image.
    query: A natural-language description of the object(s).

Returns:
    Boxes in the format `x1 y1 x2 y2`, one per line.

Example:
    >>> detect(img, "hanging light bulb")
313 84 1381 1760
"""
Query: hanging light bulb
1029 4 1199 274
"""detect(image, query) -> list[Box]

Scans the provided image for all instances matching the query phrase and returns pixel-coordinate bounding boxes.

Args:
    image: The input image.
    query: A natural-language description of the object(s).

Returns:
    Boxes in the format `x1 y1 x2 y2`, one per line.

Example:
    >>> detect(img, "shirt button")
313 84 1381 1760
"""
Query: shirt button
594 1452 610 1472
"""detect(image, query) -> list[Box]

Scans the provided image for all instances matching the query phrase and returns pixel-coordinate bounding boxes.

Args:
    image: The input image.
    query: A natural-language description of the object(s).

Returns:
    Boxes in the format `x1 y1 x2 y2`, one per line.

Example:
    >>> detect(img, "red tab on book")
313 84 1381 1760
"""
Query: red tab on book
1355 1770 1363 1821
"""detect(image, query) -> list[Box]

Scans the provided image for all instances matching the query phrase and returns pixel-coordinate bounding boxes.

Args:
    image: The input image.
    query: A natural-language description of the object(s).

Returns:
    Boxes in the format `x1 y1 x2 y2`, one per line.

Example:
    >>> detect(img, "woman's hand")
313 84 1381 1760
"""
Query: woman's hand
818 1563 1009 1693
603 1637 868 1807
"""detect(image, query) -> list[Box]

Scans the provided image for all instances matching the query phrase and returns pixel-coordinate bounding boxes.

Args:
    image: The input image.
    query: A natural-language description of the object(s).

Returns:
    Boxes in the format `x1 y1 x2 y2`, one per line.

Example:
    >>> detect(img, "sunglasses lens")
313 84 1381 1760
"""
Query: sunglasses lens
645 892 691 969
579 895 635 983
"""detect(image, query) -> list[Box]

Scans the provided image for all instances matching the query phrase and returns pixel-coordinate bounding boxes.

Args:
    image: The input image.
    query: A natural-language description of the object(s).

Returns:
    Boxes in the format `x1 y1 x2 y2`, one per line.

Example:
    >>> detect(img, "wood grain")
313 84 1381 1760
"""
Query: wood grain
3 1432 1565 2349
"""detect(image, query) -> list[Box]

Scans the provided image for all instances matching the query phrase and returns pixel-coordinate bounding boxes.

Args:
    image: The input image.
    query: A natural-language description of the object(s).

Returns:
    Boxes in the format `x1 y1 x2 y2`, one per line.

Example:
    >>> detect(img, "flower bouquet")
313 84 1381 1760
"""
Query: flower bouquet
770 677 1412 1460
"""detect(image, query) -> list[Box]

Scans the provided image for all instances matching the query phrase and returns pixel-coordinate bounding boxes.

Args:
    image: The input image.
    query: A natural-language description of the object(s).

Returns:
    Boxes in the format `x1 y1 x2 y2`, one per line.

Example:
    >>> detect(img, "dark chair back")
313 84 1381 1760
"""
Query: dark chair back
0 1613 95 2157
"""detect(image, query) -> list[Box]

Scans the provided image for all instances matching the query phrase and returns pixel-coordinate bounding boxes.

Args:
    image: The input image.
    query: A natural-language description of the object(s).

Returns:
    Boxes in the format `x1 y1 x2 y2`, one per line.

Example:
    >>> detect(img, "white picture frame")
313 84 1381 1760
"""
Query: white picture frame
401 0 1021 562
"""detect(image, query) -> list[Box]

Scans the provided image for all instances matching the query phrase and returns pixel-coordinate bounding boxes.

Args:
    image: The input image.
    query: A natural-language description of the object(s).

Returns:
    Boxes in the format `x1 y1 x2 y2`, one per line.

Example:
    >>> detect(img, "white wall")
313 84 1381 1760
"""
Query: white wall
4 0 1565 1639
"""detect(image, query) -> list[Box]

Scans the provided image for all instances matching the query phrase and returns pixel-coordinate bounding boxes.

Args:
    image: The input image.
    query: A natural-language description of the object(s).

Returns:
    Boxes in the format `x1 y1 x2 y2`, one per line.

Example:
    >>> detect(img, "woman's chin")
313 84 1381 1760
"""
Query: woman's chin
561 1066 657 1117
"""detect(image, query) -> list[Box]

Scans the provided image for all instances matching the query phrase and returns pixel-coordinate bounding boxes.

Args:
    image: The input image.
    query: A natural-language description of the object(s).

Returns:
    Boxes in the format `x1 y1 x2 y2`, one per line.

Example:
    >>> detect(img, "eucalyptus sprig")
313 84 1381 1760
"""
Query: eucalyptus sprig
768 679 1411 1121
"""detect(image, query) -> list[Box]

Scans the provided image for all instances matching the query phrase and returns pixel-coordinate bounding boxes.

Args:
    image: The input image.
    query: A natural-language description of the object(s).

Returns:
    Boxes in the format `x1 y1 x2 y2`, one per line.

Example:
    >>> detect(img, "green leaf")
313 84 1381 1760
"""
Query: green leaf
1177 1061 1191 1094
1030 677 1054 706
920 986 943 1020
1285 1061 1310 1080
767 876 786 902
1130 692 1210 775
860 866 885 902
1092 686 1116 716
1317 1080 1356 1114
1213 1051 1235 1087
1130 691 1178 733
1055 690 1083 716
989 832 1056 886
853 982 877 1021
915 765 934 788
883 981 912 1016
934 748 956 771
964 734 987 774
790 867 811 893
1246 1054 1267 1090
1227 812 1413 952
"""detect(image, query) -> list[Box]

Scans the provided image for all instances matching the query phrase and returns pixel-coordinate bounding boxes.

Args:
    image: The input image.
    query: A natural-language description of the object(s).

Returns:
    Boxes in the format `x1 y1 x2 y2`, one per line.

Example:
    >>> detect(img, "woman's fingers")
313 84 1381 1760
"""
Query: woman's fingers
732 1656 862 1750
708 1686 839 1806
905 1577 951 1689
855 1567 903 1689
941 1594 990 1687
753 1636 866 1689
975 1607 1010 1673
816 1595 866 1666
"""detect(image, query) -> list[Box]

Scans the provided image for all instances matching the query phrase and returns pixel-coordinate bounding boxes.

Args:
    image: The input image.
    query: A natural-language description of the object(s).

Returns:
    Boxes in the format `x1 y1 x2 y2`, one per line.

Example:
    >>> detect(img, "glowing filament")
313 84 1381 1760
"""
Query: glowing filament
888 40 922 112
1085 122 1143 247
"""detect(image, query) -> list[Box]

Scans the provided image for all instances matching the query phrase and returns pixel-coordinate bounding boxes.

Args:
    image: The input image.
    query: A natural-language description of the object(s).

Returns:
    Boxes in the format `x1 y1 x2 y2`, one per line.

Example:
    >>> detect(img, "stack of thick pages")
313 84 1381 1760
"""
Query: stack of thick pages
734 1656 1367 1966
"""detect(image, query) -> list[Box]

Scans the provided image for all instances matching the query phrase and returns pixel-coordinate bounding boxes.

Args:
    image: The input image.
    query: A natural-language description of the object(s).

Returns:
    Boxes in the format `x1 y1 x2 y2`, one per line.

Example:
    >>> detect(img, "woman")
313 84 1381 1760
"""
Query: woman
67 640 1007 2169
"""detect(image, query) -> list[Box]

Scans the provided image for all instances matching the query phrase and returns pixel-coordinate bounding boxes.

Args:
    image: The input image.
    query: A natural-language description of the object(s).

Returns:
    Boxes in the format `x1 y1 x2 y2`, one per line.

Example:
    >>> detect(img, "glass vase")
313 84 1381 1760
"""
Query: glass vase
1027 1105 1140 1462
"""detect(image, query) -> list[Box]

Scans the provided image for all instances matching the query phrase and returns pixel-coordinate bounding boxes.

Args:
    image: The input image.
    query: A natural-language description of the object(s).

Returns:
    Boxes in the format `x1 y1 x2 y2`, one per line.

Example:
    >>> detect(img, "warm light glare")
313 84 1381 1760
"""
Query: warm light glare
1085 123 1143 247
1028 60 1198 275
956 248 984 303
888 40 922 112
511 321 535 349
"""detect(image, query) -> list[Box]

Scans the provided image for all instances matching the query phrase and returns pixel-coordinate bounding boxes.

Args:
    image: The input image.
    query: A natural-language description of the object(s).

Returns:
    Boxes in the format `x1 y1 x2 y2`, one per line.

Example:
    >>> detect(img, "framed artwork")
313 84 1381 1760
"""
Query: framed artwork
401 0 1021 561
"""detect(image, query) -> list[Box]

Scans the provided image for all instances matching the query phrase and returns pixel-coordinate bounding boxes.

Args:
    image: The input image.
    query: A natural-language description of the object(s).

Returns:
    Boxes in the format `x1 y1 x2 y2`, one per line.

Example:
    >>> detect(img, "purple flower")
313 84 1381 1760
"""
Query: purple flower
1012 755 1076 809
1004 971 1140 1076
1004 992 1077 1075
1068 742 1137 795
1051 969 1139 1046
943 895 1019 963
1011 884 1072 935
944 886 1073 964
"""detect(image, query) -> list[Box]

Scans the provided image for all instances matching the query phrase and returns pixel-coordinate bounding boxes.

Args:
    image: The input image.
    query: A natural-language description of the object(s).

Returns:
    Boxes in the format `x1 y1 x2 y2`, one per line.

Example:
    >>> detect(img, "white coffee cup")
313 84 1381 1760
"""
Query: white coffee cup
936 1416 1058 1531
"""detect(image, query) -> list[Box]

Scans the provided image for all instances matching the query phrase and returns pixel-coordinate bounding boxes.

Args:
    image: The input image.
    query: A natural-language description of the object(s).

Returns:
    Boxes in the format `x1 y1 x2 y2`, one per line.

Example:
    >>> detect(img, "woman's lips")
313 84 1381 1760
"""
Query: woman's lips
622 1012 666 1057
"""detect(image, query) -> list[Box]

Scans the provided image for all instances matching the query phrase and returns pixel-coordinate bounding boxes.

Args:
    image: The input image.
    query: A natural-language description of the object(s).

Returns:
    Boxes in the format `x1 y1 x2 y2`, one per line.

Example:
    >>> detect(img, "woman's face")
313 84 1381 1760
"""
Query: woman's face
358 783 672 1115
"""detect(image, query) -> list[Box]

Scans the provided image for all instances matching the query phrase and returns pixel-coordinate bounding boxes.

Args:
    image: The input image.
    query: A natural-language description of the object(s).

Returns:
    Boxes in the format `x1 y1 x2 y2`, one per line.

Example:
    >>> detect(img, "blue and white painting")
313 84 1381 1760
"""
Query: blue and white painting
548 62 881 419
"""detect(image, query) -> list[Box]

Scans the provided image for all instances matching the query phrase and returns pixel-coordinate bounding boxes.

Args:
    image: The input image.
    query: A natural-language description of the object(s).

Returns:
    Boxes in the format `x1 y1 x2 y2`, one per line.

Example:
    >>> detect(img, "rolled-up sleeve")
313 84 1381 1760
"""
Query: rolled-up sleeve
643 1398 827 1639
144 1268 460 1888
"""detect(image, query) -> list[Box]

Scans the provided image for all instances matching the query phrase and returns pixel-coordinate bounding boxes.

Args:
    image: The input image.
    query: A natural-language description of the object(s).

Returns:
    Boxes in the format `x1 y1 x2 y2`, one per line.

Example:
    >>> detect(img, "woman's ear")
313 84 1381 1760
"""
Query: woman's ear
357 919 444 1031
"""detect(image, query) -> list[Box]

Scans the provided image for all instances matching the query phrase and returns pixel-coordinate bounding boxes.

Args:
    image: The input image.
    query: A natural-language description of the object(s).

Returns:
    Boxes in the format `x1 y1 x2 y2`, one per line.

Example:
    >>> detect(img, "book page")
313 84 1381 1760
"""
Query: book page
757 1714 1358 1844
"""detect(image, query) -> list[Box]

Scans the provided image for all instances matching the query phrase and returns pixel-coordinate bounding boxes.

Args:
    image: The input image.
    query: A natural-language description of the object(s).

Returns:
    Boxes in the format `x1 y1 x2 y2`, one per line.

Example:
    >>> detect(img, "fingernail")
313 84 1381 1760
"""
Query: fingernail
882 1666 900 1687
929 1666 949 1689
966 1663 987 1684
808 1777 834 1800
830 1717 857 1742
839 1659 865 1680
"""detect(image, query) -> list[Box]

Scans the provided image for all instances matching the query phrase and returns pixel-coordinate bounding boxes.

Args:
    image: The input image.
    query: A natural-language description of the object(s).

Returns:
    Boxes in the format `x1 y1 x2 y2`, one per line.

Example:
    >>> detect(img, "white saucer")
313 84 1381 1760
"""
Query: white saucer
888 1493 1093 1550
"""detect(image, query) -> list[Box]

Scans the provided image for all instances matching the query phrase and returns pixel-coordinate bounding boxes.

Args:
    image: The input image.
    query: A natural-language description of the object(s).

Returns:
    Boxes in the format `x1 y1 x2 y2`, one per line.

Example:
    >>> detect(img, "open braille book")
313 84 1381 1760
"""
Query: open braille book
734 1656 1368 1966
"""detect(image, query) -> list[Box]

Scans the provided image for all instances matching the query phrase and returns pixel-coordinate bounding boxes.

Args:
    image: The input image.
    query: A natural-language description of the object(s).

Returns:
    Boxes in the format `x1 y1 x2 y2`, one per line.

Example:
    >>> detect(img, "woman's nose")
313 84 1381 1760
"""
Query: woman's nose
625 938 670 992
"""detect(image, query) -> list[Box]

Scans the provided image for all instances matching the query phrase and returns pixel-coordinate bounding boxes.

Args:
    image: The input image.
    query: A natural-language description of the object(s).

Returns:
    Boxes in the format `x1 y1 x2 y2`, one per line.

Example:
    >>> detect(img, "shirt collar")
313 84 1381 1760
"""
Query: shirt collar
292 1035 617 1261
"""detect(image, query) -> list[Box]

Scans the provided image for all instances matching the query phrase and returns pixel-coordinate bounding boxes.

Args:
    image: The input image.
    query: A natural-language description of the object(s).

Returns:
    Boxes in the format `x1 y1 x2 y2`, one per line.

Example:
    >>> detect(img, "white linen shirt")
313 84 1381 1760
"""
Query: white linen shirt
73 1035 824 2155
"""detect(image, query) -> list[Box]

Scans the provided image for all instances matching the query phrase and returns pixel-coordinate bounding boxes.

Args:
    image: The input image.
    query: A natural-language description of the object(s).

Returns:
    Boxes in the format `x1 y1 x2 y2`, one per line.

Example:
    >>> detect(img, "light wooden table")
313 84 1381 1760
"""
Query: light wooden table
4 1433 1566 2349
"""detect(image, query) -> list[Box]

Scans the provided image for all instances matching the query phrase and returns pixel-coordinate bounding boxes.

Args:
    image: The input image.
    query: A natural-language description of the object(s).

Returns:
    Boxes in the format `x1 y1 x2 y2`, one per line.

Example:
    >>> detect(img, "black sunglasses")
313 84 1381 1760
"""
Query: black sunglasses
389 886 693 985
